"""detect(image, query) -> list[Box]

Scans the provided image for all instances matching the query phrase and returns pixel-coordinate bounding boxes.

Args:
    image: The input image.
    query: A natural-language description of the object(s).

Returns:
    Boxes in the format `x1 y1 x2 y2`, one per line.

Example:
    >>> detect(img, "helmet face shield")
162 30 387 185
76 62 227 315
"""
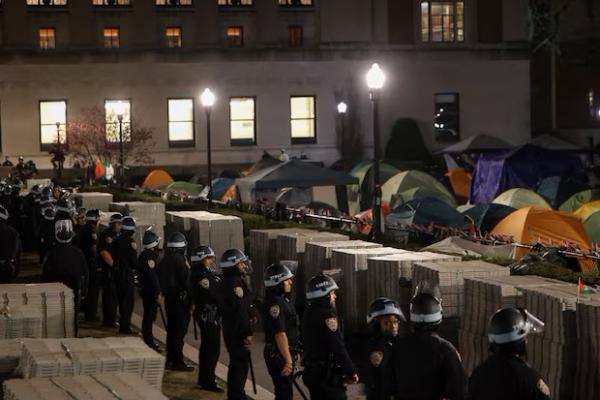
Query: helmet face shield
413 281 442 304
522 309 544 336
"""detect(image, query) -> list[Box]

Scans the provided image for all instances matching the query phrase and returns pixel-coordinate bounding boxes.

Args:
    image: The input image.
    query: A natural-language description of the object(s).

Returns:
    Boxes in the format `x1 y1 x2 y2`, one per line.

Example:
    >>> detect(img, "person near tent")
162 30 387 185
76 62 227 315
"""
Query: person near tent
279 149 290 162
2 156 12 167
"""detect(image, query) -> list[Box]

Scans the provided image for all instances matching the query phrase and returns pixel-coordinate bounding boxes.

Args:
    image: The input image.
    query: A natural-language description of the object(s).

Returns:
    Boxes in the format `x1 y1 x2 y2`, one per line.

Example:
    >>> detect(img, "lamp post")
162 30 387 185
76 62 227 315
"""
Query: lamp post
55 122 62 179
115 101 125 187
200 88 216 208
337 101 348 172
366 63 386 240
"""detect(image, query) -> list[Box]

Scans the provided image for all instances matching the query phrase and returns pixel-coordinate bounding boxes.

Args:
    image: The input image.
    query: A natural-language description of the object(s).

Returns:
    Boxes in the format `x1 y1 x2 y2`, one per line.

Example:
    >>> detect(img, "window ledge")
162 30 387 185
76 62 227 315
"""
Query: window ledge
27 6 69 12
156 6 195 12
169 140 195 148
230 139 256 146
278 6 314 12
94 6 134 12
218 6 256 13
291 137 316 145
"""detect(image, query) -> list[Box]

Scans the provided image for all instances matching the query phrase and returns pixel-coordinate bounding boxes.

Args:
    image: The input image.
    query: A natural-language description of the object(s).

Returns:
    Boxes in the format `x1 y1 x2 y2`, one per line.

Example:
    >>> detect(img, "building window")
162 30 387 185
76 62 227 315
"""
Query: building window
290 96 316 144
27 0 67 5
105 100 131 142
421 1 464 42
168 99 194 146
230 97 256 145
40 101 66 148
279 0 313 6
288 26 303 47
93 0 131 5
218 0 253 6
227 26 243 47
156 0 192 5
39 28 56 50
165 27 182 48
434 93 460 141
103 27 119 49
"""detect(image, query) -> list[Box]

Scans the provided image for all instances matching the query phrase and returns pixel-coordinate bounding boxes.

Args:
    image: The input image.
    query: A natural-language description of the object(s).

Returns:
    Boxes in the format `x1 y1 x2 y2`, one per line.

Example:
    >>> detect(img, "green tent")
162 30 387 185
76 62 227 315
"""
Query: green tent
382 170 456 208
559 189 600 212
347 161 400 212
492 188 551 209
164 181 204 196
582 210 600 245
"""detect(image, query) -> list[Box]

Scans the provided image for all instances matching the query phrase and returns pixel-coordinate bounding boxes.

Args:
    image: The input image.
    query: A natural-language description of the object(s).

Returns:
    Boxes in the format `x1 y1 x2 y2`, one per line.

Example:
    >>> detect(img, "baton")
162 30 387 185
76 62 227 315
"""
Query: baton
193 318 198 341
291 377 309 400
157 302 168 330
248 350 257 395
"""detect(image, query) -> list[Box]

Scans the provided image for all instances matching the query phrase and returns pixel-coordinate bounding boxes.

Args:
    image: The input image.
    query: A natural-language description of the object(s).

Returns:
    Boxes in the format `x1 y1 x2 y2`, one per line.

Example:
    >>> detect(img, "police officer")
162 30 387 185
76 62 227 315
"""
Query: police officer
0 205 22 283
74 207 87 237
78 209 101 322
39 207 56 264
137 230 161 350
468 307 550 400
113 216 137 334
156 232 193 371
55 197 74 223
393 283 466 400
42 219 88 336
190 245 223 392
302 274 358 400
365 297 405 400
98 213 122 328
263 263 299 400
219 248 254 400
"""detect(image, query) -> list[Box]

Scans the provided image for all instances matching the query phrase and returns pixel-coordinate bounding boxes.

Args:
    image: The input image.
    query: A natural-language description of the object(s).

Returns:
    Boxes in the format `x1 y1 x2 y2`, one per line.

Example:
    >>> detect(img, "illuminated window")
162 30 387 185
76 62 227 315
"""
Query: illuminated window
421 1 464 42
434 93 460 141
279 0 313 5
218 0 253 6
288 26 303 47
105 100 131 142
230 97 256 145
168 99 194 146
39 28 56 50
166 27 182 48
28 0 67 5
227 26 243 47
103 27 119 49
290 96 316 143
156 0 192 5
40 101 66 147
93 0 130 5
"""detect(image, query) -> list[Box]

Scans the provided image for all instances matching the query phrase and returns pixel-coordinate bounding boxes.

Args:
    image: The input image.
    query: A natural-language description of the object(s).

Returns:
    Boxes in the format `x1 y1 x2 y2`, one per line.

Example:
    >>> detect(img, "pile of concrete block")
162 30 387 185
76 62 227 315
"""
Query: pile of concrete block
0 339 24 375
73 192 114 212
0 306 43 339
574 296 600 400
3 373 168 400
18 337 165 389
304 240 382 282
109 202 165 229
0 283 75 338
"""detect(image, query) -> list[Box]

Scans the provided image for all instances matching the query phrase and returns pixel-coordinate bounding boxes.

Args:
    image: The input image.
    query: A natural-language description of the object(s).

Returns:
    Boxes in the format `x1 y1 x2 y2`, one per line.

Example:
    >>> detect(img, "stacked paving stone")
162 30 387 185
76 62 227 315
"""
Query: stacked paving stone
3 373 168 400
574 295 600 400
73 192 114 212
0 340 25 375
18 337 165 389
0 306 43 339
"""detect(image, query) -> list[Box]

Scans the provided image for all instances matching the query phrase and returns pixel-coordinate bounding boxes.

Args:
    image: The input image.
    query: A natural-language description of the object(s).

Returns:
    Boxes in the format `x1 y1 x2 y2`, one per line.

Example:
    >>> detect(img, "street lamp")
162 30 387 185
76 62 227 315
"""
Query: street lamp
366 63 386 240
55 122 63 179
115 101 126 187
200 88 216 208
337 102 348 172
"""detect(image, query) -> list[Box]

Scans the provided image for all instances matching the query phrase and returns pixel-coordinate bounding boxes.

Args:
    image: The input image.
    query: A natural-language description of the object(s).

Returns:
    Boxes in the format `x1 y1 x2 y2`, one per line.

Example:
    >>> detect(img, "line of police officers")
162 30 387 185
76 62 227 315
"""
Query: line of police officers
0 182 554 400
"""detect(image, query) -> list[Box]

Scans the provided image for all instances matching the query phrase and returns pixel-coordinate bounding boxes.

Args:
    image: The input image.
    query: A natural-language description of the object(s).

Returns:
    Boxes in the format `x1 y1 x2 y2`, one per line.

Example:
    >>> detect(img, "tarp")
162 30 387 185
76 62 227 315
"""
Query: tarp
493 188 551 209
347 162 401 212
439 134 512 154
580 211 600 245
382 170 456 207
446 168 471 200
471 144 586 204
274 187 312 208
236 160 358 204
491 206 594 272
529 133 582 151
536 176 589 209
142 168 174 190
462 203 515 233
560 189 600 212
422 236 515 258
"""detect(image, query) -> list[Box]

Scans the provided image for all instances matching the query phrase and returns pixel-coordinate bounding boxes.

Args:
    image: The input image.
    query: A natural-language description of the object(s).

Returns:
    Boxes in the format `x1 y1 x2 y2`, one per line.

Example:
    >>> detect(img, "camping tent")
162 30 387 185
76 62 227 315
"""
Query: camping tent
142 169 174 189
199 177 235 201
493 188 551 209
471 144 586 204
274 187 312 207
560 189 600 212
439 134 512 154
579 210 600 245
382 170 456 207
242 152 282 176
462 203 515 233
423 236 515 258
491 206 594 272
574 200 600 220
529 133 582 151
536 176 589 209
347 162 400 213
235 160 358 204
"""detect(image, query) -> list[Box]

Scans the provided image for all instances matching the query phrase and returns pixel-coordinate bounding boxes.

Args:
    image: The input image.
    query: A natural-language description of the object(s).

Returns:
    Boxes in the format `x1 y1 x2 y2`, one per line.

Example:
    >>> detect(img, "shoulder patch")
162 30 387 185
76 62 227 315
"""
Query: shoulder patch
325 317 338 332
370 351 384 367
234 286 244 298
200 278 210 289
106 237 113 244
537 379 550 396
148 259 155 269
269 305 280 319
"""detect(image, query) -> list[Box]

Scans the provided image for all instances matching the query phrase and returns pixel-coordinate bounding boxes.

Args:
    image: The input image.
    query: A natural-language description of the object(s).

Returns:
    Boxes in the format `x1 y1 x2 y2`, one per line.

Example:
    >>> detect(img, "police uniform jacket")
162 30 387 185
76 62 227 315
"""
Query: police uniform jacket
156 251 189 298
0 223 21 262
190 263 221 318
137 249 160 299
43 243 89 297
114 233 138 284
77 223 98 267
263 294 299 347
301 303 355 377
219 272 253 339
97 228 118 270
366 333 397 400
468 353 551 400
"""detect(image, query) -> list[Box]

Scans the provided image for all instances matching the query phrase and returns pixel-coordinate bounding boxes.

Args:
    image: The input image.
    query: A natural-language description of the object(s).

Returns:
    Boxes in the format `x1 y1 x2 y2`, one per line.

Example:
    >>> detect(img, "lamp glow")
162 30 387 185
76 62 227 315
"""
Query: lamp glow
337 102 348 114
366 63 386 90
200 88 216 108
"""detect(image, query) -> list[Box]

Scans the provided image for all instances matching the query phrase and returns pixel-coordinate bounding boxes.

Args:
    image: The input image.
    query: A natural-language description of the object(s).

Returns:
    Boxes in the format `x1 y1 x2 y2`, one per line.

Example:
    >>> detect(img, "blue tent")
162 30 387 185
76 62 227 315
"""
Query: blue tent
471 145 586 204
536 176 589 209
462 203 515 233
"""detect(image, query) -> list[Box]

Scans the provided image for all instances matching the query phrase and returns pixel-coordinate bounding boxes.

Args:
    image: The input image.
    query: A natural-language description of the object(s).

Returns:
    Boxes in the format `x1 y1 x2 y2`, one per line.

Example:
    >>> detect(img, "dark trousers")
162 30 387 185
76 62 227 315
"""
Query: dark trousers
164 294 190 364
224 332 249 400
264 347 293 400
116 279 134 332
85 267 100 321
102 272 118 327
142 294 158 347
303 367 347 400
195 314 221 386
